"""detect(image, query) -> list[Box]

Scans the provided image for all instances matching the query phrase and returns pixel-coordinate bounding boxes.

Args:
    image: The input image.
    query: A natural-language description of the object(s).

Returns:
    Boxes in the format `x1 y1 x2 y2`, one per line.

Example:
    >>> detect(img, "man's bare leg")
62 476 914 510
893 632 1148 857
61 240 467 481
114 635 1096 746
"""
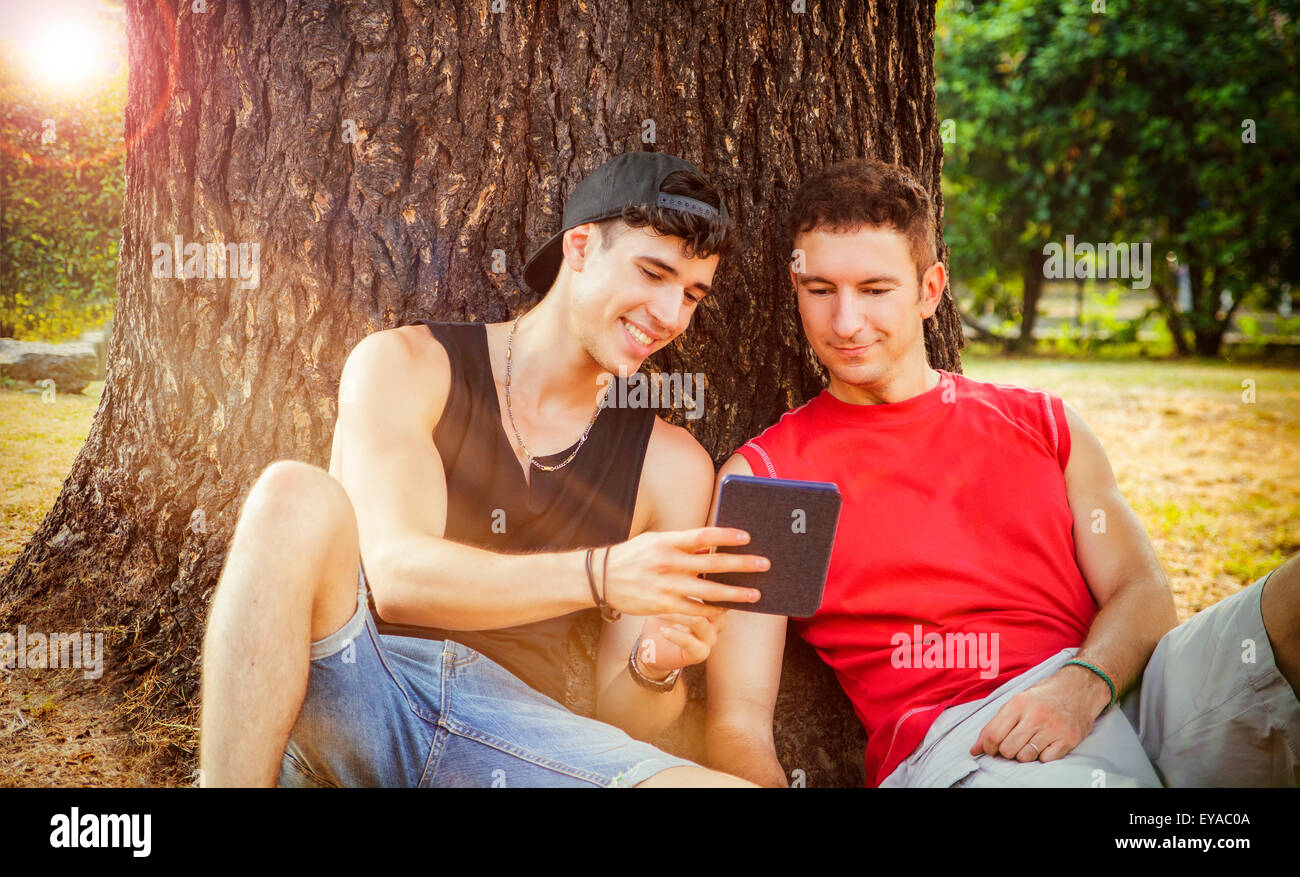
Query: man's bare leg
635 766 760 787
1261 552 1300 700
199 460 362 787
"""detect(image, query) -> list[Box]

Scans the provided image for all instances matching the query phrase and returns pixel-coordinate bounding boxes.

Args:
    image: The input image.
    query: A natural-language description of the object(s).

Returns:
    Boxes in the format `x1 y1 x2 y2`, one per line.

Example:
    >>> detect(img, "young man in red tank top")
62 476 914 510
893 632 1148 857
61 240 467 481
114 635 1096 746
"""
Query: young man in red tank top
705 158 1300 787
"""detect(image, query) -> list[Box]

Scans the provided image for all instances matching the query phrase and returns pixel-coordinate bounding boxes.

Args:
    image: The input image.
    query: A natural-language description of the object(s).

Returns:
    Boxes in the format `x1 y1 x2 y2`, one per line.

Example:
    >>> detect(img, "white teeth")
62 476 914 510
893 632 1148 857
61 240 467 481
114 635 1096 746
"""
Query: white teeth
624 320 652 346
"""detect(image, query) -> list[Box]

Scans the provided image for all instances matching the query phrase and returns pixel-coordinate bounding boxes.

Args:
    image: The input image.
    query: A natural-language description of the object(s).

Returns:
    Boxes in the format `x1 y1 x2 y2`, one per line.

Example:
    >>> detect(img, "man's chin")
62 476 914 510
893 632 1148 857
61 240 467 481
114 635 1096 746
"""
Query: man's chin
595 350 644 379
825 362 888 391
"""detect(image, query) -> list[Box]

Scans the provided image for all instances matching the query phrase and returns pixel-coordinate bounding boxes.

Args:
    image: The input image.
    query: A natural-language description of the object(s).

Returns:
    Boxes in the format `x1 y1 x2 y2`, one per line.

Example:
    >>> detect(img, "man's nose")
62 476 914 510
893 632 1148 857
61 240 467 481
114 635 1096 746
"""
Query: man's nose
831 289 864 339
646 286 684 333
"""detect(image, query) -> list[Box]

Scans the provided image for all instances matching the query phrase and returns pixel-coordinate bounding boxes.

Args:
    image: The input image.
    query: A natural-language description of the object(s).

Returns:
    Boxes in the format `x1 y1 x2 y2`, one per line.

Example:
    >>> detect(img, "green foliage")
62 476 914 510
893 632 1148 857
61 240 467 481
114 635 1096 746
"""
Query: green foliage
0 44 124 340
1228 314 1300 358
937 0 1300 356
938 0 1129 331
1043 284 1169 357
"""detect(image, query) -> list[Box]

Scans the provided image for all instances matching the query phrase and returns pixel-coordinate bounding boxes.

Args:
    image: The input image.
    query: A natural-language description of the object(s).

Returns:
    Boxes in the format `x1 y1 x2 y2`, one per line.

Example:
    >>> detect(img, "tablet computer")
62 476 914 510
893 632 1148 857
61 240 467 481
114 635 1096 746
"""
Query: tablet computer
706 474 842 617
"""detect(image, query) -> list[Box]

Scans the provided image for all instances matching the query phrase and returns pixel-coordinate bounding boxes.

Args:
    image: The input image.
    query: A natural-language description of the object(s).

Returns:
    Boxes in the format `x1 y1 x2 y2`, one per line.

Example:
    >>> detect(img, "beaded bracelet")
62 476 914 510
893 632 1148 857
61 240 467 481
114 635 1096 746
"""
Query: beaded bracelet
1065 658 1117 709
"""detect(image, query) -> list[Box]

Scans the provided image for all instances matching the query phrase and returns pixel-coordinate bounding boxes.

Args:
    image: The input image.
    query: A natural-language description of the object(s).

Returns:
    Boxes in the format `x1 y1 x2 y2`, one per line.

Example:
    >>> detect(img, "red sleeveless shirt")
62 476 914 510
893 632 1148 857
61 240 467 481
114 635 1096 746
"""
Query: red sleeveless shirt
737 371 1098 786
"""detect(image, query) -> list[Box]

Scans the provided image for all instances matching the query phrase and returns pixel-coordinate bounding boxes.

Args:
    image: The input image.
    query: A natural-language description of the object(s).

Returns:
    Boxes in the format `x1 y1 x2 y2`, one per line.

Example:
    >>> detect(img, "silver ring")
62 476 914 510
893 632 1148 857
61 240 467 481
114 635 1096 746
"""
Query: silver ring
1026 742 1041 756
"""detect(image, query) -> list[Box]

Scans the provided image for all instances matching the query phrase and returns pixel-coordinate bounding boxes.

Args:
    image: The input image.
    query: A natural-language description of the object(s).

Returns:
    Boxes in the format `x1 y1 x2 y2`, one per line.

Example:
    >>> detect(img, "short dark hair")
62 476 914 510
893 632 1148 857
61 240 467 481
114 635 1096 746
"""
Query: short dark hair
785 158 938 283
597 169 734 261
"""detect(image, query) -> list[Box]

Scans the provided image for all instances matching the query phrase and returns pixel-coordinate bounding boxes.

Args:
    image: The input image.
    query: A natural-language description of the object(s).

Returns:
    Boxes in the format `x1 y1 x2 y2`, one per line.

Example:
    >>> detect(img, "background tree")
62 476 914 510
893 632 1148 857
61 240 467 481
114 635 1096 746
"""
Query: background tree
0 47 126 340
0 0 961 786
938 0 1148 350
1100 0 1299 356
937 0 1298 357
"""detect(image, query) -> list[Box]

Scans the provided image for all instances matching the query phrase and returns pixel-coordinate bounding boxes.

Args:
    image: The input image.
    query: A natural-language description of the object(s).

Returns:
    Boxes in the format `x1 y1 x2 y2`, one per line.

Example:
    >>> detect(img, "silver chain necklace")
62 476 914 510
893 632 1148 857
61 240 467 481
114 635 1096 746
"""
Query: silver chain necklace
504 312 608 473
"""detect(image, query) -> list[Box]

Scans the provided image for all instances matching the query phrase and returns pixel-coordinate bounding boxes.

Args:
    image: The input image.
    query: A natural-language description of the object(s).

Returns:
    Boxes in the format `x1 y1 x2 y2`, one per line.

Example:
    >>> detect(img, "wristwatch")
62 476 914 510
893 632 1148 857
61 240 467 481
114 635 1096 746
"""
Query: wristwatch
627 634 681 693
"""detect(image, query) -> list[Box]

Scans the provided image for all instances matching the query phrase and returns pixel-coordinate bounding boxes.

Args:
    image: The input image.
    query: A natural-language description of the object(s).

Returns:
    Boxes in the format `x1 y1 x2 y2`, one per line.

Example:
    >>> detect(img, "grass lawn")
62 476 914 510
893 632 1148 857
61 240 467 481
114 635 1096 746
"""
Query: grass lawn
1 380 104 574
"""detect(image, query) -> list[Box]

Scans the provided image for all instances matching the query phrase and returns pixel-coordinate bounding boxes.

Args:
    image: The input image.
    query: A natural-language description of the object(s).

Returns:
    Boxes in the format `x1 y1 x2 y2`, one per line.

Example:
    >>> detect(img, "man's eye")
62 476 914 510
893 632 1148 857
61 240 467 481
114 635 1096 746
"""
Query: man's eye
685 293 702 305
639 267 661 281
864 288 890 295
808 287 834 295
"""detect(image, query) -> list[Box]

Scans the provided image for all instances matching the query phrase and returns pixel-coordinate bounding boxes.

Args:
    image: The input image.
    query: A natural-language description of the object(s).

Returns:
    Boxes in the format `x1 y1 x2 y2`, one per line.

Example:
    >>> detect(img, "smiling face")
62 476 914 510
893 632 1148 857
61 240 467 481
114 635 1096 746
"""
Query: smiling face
792 225 945 399
562 221 718 375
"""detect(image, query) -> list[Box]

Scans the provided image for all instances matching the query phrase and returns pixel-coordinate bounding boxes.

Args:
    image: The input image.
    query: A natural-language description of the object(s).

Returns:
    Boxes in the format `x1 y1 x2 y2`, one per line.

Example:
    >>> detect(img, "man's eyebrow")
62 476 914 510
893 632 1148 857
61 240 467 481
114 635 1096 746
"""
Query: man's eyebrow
637 254 712 296
798 272 902 287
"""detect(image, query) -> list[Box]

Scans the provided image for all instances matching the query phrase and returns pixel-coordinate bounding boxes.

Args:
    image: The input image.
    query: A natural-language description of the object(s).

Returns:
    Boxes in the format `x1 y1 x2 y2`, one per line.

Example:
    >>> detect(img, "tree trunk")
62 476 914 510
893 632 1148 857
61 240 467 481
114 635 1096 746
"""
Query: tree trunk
1191 267 1231 358
1150 278 1191 357
1014 247 1044 353
0 0 960 787
1193 327 1226 357
1183 258 1231 358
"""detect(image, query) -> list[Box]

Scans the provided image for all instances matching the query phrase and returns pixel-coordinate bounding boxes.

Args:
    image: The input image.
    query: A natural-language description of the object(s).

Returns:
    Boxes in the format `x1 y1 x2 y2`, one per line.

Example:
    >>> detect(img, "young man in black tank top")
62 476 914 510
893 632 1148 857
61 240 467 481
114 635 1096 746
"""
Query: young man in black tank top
198 152 769 787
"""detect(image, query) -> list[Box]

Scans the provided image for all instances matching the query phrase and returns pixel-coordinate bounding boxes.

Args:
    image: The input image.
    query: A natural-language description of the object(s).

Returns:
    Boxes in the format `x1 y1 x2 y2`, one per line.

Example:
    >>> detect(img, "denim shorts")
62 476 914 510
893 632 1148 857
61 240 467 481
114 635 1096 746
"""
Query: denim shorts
278 565 698 787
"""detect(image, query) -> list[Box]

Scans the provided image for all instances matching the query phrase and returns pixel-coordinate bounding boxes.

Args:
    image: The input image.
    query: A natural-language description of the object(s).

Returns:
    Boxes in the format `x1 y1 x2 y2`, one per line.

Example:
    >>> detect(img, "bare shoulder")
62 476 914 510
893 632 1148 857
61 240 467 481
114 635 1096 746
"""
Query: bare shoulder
346 323 448 380
707 453 755 515
1059 399 1100 455
1060 399 1088 448
717 451 755 478
1059 399 1119 493
1061 399 1085 425
645 415 713 472
633 416 716 532
342 324 452 424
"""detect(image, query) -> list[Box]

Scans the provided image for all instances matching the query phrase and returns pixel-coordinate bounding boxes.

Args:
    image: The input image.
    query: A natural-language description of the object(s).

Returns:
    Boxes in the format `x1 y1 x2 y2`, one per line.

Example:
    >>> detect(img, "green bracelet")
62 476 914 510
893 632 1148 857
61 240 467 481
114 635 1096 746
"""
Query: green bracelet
1065 658 1117 709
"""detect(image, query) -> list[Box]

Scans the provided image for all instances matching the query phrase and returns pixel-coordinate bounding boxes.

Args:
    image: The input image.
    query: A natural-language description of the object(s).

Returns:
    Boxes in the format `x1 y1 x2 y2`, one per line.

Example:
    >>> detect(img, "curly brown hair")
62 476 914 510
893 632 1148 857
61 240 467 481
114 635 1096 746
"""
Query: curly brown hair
597 170 734 261
785 158 938 283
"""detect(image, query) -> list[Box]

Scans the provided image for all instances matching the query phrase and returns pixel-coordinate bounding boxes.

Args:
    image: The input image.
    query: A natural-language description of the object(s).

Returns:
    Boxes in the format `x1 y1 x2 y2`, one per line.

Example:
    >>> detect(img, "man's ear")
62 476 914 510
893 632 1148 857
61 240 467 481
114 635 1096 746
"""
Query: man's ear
562 223 597 274
919 261 947 319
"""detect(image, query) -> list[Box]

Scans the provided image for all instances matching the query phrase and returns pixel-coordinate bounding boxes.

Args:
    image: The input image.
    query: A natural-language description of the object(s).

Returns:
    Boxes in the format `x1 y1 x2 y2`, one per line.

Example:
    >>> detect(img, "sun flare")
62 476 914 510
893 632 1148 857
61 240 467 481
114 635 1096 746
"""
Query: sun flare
22 19 114 89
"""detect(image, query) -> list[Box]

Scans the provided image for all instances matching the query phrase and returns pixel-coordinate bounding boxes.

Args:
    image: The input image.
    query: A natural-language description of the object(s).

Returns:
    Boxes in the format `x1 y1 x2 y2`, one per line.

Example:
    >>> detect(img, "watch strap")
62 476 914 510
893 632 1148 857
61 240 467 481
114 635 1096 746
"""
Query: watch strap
627 634 680 692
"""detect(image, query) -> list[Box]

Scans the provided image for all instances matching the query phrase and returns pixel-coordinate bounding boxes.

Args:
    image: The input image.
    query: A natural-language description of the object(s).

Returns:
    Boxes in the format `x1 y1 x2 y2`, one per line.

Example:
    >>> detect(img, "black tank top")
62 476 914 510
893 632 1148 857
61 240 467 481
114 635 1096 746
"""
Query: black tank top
369 320 656 702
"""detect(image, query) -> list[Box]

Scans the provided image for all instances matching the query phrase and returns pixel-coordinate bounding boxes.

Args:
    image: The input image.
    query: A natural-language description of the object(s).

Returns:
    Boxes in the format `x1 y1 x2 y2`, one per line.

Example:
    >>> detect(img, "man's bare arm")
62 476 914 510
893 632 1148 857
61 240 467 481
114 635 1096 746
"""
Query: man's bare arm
1057 401 1178 707
703 453 791 787
332 327 591 628
972 400 1178 761
333 328 763 631
592 421 714 740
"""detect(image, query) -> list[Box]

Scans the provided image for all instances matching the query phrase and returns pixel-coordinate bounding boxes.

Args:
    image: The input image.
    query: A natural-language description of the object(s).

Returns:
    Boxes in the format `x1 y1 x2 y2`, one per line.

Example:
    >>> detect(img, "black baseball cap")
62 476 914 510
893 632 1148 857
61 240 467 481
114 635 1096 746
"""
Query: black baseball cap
522 151 729 295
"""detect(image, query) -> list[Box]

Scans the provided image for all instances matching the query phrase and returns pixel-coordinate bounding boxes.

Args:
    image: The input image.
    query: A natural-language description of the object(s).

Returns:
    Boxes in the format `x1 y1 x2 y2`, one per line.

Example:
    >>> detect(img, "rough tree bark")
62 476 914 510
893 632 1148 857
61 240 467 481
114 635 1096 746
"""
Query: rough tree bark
0 0 961 787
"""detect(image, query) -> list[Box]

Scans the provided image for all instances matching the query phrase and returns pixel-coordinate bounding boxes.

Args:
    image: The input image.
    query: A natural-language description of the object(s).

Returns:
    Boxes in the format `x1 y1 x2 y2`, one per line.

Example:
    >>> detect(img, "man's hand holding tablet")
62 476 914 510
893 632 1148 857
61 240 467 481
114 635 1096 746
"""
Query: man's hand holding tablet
599 526 769 617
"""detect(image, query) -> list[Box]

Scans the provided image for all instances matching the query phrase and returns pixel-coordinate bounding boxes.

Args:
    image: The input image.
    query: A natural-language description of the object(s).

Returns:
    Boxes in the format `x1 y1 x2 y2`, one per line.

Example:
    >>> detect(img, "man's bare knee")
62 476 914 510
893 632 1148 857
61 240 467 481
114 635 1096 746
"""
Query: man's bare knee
246 460 348 522
1262 553 1300 698
1262 554 1300 635
243 459 357 547
226 459 361 639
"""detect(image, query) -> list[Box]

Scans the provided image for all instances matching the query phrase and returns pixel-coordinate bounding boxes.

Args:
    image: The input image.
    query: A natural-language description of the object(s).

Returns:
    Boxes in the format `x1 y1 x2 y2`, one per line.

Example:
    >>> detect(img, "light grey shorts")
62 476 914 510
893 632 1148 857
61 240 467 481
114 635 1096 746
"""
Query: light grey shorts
882 570 1299 787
